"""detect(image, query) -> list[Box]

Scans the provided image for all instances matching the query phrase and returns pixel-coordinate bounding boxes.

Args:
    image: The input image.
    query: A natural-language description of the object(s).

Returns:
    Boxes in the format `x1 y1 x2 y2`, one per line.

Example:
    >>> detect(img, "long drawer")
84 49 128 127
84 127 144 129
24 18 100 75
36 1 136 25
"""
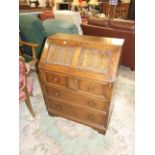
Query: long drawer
45 85 109 114
47 97 107 128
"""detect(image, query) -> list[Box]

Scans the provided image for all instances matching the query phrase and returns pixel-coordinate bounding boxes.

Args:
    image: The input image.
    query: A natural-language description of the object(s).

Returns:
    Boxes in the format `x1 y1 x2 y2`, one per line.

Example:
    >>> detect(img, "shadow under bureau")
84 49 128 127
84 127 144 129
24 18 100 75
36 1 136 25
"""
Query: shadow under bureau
38 33 124 134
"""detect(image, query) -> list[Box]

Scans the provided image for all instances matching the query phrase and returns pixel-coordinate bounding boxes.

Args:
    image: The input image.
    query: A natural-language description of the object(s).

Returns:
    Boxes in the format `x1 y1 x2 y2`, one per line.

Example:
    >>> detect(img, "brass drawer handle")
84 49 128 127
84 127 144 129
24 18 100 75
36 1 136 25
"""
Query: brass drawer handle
108 83 112 89
55 92 59 96
55 104 62 110
88 101 95 107
87 114 95 121
102 111 107 116
53 77 59 82
88 85 94 91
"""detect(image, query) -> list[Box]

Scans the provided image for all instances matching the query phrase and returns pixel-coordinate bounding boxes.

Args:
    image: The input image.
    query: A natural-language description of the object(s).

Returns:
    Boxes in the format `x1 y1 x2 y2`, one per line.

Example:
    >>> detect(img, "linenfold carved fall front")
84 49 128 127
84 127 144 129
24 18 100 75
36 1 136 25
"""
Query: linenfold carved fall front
46 44 114 75
39 33 124 134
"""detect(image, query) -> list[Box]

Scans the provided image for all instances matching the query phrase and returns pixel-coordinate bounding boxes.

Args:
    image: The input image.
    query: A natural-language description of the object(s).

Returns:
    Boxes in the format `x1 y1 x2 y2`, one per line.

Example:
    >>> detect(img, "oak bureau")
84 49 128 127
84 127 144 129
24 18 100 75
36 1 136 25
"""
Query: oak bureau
38 33 124 134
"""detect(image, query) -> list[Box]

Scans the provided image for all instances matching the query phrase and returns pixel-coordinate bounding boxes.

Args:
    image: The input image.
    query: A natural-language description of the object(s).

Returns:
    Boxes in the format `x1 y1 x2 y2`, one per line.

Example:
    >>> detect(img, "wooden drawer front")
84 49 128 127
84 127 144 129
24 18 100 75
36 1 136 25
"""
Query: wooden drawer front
47 98 107 126
45 72 66 87
45 86 109 113
78 80 112 98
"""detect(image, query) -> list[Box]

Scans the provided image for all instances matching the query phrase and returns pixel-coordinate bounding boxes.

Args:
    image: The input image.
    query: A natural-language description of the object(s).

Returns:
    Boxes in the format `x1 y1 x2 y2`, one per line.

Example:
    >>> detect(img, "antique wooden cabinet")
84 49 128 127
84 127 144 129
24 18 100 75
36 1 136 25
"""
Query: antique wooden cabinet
102 2 130 19
38 33 124 134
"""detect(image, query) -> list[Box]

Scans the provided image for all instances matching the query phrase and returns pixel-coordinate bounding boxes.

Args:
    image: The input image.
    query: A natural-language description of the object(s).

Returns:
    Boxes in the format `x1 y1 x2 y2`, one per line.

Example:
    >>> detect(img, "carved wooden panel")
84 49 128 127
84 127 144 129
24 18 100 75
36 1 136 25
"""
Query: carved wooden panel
102 2 130 19
46 44 74 66
78 48 112 74
67 76 78 91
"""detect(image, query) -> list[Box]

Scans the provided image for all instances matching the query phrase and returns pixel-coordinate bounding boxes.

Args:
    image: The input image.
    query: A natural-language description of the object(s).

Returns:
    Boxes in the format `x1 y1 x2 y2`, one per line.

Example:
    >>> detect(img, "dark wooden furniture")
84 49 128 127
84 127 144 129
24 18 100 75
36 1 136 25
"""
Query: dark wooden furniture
81 17 135 70
102 2 130 19
38 33 124 134
19 7 47 13
128 0 135 20
19 0 31 10
19 0 47 12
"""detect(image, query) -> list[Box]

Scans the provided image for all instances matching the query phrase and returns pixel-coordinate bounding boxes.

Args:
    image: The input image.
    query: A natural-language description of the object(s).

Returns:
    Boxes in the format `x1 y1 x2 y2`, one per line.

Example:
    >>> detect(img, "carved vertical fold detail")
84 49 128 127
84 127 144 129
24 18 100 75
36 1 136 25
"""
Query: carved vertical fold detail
67 76 79 91
46 44 75 66
78 48 113 74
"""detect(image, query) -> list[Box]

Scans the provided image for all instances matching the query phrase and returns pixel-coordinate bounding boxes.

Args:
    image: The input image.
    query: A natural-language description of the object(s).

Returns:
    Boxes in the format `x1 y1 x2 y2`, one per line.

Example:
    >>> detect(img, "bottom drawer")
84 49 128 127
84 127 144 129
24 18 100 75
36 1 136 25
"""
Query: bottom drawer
47 98 108 129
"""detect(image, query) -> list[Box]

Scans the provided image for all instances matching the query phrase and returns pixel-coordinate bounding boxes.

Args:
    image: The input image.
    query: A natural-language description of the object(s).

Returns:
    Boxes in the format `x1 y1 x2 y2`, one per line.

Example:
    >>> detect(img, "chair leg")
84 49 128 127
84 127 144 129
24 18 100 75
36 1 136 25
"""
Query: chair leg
25 96 35 118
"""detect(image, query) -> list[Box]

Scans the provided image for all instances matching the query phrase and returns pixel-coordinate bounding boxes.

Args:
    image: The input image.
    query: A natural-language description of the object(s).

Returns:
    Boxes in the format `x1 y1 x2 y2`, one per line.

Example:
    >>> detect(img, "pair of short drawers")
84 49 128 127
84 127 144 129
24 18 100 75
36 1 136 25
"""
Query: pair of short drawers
45 72 112 99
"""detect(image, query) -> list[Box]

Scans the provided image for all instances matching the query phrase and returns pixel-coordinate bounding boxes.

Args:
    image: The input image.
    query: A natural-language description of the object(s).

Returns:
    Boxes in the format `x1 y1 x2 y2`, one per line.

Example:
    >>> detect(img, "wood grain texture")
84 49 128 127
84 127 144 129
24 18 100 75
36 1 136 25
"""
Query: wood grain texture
38 33 124 134
102 2 130 19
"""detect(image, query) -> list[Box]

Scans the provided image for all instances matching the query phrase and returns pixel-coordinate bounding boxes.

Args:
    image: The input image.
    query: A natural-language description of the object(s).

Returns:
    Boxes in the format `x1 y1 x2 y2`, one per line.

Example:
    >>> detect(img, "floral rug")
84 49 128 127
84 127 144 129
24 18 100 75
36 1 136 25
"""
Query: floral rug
19 66 135 155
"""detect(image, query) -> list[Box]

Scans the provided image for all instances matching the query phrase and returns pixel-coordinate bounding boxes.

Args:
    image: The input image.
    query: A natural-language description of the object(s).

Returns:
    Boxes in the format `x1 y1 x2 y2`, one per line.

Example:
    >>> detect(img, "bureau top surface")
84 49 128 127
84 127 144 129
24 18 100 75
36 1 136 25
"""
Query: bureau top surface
39 33 124 82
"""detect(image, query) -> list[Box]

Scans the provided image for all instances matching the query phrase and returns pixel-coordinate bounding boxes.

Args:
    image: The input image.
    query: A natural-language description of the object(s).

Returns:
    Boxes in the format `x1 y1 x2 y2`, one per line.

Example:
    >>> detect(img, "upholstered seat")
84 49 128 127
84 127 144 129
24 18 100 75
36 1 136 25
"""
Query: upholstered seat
39 10 54 21
54 10 83 35
19 78 32 102
43 19 79 36
19 15 79 60
19 56 35 117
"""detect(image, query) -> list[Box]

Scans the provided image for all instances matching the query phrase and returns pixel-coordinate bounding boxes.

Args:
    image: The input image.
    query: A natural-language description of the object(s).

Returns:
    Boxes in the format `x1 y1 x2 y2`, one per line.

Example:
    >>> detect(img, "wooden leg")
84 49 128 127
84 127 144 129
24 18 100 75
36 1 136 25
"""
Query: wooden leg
25 96 35 117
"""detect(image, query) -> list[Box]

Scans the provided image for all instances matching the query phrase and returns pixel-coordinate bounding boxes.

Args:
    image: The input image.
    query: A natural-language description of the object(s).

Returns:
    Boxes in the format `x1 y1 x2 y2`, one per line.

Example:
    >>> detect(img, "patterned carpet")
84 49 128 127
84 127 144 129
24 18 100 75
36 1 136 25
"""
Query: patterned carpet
19 66 135 155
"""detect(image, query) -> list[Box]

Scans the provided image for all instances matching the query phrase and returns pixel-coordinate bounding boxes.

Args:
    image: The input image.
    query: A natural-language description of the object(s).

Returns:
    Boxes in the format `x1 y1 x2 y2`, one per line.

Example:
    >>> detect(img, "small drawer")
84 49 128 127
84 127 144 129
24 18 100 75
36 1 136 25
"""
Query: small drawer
45 86 109 113
47 98 107 127
78 80 112 99
45 72 66 87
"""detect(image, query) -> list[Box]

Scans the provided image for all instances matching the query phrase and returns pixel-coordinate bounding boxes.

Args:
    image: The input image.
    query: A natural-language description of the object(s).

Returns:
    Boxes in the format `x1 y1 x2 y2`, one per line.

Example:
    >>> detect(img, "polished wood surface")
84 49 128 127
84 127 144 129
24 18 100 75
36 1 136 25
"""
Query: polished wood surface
19 41 38 66
39 33 124 83
39 33 124 134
